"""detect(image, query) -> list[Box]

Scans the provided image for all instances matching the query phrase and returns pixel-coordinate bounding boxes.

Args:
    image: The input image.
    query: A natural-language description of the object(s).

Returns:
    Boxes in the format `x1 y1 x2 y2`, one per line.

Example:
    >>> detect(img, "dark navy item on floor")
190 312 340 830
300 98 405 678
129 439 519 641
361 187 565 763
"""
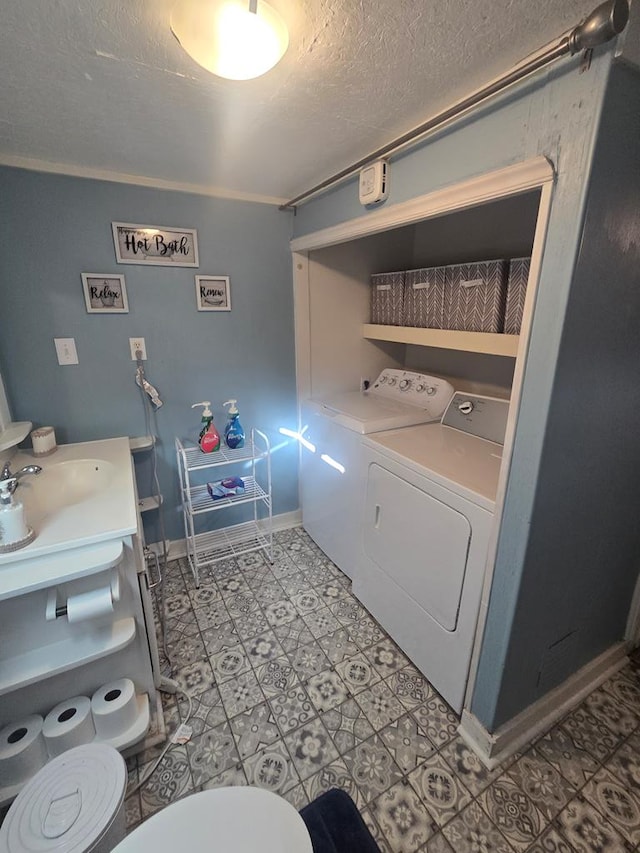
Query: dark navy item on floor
299 788 380 853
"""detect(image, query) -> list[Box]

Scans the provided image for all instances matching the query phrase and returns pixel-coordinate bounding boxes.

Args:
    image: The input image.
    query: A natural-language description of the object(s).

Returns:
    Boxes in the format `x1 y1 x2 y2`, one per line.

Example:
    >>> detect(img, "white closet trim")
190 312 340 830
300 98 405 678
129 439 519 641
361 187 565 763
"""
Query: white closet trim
290 156 555 252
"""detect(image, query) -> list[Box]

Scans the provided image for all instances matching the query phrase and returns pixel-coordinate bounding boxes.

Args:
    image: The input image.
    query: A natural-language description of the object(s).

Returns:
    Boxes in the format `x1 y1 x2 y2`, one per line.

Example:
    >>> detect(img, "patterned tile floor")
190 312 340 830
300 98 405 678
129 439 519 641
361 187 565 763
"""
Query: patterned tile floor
125 527 640 852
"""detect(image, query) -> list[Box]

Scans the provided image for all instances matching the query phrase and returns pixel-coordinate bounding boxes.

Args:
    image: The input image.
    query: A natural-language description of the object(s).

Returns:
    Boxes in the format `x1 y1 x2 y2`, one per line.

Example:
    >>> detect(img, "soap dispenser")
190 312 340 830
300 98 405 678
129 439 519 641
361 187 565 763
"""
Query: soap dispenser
0 477 34 552
223 400 245 449
192 402 221 453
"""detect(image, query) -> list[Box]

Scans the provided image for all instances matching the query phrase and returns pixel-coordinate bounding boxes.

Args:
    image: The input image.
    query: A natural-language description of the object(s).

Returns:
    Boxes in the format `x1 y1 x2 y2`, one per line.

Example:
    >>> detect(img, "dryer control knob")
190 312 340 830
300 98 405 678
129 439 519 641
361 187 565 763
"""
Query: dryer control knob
387 377 397 386
399 379 412 390
415 384 426 393
458 400 474 414
426 386 436 396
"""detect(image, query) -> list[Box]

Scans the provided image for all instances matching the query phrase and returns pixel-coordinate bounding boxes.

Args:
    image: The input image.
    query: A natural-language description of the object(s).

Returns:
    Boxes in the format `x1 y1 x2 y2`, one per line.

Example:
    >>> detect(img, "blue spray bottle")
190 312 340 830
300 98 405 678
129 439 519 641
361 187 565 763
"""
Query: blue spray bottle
223 399 245 449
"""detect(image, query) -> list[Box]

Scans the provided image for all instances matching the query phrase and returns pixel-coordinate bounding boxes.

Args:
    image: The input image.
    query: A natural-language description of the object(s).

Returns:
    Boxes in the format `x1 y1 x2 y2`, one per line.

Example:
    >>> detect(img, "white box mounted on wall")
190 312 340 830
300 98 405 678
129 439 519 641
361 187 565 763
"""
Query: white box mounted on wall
359 160 389 206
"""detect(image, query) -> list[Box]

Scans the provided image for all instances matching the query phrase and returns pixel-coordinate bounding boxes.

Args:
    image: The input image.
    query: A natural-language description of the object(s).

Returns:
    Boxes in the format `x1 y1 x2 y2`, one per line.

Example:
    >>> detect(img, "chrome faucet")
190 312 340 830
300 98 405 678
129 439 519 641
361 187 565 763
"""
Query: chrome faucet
0 462 42 493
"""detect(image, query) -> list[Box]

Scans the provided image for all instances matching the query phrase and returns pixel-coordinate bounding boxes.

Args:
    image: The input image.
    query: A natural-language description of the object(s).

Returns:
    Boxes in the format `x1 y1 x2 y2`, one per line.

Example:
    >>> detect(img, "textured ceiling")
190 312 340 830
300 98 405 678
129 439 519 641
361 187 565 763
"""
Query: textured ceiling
0 0 601 202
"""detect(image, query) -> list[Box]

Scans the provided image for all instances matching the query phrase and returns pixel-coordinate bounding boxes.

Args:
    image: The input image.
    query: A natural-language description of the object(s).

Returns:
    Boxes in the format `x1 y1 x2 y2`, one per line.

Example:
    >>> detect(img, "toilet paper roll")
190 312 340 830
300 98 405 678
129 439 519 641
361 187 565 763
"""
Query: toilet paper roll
91 679 138 740
43 696 96 757
45 569 120 623
66 585 115 624
0 714 48 786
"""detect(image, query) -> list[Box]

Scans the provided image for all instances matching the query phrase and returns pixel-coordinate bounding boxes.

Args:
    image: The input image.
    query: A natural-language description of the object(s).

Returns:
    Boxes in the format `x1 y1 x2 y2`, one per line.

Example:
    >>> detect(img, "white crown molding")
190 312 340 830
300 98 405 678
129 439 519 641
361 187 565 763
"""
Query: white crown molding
0 155 288 207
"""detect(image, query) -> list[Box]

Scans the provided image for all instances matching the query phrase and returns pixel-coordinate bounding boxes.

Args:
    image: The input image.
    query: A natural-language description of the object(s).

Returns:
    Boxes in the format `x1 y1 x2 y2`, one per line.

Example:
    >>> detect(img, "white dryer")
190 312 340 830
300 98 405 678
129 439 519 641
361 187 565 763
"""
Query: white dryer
354 392 509 712
299 370 453 579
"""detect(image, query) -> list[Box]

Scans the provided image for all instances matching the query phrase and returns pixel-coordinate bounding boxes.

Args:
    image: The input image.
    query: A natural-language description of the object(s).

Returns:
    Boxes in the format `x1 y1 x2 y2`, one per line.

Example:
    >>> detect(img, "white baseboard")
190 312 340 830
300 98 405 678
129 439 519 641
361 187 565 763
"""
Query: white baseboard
459 642 629 769
147 510 303 561
263 510 303 532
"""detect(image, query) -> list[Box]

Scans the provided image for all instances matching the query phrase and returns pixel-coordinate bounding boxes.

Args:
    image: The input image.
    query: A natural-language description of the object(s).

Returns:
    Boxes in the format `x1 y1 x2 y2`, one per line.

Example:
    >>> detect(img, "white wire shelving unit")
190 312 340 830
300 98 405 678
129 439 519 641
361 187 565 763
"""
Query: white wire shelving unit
176 428 272 586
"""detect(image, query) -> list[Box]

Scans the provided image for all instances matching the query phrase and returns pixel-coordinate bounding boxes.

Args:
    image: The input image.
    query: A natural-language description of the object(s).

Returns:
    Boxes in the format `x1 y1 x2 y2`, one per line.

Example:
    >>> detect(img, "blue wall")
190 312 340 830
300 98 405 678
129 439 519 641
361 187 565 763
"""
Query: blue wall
0 41 629 731
0 168 298 542
292 48 617 729
477 61 640 727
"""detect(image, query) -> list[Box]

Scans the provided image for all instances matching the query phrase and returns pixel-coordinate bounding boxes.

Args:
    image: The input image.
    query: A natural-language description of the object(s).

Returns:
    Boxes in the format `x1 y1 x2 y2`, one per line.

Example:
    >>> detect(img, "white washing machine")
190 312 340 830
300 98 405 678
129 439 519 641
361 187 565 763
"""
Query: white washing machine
299 370 454 579
354 392 509 712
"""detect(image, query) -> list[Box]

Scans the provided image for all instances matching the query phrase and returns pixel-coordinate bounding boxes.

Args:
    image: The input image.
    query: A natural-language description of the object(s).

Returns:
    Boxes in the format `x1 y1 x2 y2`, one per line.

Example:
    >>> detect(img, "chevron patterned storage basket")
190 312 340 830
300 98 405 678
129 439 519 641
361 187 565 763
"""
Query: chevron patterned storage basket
403 266 446 328
504 257 531 335
443 259 508 333
370 271 405 325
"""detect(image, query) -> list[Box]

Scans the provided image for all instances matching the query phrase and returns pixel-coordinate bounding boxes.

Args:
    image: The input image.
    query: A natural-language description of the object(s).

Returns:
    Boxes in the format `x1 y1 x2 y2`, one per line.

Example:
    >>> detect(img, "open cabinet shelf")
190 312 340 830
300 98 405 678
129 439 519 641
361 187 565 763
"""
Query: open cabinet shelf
0 617 136 696
362 324 519 357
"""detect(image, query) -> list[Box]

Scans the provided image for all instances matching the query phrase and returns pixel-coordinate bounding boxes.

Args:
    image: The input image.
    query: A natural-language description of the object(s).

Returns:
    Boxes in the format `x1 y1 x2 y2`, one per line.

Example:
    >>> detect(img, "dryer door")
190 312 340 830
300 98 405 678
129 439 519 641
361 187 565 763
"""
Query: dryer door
364 463 471 631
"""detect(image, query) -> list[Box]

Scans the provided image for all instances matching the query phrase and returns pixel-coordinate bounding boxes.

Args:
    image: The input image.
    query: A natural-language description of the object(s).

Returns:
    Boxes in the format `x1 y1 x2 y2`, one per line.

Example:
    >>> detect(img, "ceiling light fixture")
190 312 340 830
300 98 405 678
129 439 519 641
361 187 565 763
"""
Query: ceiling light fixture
170 0 289 80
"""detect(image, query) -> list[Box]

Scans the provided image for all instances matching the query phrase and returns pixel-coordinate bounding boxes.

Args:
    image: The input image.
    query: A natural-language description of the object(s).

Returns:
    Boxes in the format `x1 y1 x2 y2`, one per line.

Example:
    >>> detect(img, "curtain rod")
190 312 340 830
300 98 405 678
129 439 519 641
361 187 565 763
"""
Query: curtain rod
280 0 629 211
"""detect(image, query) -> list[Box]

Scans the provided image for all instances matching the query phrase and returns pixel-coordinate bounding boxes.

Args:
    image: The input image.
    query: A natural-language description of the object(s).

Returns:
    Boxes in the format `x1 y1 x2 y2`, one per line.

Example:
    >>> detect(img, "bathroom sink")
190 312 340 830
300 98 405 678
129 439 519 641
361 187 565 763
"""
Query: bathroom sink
0 437 136 564
25 458 116 513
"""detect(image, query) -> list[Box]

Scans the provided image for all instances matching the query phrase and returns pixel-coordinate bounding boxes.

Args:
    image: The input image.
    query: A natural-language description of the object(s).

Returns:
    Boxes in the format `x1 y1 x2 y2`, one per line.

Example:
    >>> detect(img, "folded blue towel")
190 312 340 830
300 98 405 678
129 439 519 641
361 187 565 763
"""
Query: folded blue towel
207 476 245 500
299 788 380 853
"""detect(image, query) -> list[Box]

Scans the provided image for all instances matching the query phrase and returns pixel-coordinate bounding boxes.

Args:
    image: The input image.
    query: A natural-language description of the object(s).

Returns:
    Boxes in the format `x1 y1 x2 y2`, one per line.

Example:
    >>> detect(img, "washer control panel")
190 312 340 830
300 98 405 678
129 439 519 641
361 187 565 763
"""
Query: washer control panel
371 369 454 413
442 392 509 445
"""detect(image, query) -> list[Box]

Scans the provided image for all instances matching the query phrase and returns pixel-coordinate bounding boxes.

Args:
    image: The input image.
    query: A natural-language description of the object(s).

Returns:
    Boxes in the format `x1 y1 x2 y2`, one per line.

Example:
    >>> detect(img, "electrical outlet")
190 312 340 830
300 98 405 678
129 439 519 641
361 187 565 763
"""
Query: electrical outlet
129 338 147 360
54 338 79 365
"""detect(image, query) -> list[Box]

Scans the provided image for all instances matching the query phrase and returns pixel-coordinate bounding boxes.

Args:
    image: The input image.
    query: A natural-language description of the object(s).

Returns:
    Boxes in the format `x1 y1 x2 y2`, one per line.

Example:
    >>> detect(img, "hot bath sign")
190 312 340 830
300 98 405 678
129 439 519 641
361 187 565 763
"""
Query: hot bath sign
112 222 199 267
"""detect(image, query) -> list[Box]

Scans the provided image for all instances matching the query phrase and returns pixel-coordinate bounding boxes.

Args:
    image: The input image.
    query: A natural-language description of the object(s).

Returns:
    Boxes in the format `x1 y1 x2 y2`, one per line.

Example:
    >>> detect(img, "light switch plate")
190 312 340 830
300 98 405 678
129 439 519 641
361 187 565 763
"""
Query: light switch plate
54 338 79 365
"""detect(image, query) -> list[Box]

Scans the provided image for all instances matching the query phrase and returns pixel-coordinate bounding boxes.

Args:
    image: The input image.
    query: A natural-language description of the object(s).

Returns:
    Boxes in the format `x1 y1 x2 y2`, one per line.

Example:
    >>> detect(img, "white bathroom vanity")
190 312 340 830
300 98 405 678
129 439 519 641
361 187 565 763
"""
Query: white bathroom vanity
0 437 160 806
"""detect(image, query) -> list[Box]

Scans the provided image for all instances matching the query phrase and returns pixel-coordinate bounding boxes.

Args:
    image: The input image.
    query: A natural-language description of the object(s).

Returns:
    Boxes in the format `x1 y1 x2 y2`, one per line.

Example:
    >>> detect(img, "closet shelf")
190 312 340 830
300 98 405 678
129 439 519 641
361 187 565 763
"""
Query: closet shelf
362 324 519 357
0 617 136 696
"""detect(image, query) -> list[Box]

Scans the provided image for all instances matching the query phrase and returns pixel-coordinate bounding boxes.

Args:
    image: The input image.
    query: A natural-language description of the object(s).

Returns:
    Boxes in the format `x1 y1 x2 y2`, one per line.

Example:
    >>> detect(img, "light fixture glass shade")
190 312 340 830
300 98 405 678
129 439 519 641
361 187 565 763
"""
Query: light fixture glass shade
171 0 289 80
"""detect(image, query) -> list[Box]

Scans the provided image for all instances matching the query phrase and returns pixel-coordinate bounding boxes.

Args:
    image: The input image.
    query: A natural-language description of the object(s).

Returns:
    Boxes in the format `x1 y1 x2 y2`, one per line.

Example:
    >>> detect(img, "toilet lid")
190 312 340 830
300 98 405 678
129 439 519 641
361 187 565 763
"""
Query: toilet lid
0 744 126 853
112 787 313 853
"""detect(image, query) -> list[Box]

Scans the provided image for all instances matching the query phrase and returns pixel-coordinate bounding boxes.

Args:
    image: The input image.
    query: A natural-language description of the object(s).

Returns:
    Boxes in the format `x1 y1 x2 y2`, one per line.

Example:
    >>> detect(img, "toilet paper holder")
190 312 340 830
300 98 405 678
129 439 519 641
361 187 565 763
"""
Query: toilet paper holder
46 570 120 622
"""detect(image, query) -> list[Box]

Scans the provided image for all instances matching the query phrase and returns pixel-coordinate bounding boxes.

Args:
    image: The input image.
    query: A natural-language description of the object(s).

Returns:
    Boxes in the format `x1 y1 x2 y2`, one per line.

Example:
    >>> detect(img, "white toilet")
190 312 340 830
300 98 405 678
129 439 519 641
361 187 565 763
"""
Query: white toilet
0 744 313 853
113 787 313 853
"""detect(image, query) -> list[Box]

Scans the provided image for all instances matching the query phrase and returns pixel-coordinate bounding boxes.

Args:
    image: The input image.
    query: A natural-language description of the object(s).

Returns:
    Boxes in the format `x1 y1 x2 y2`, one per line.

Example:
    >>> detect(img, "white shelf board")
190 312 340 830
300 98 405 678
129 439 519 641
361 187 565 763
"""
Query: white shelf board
176 438 266 471
137 495 163 514
188 520 271 569
0 421 32 452
0 617 136 695
0 539 124 602
129 435 155 453
362 324 519 357
184 477 270 515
